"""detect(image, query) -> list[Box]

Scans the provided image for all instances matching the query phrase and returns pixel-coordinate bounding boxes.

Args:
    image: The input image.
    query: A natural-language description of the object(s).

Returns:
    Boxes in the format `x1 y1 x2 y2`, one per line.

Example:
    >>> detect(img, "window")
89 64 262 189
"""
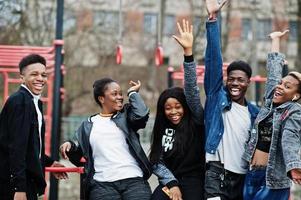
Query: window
289 21 297 41
94 11 119 33
64 10 76 33
241 18 251 41
257 19 271 41
163 15 175 36
144 13 157 35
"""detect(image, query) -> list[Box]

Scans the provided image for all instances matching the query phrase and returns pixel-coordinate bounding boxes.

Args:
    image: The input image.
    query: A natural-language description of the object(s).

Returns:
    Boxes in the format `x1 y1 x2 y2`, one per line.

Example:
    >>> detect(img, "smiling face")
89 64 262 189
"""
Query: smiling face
20 63 47 95
273 75 300 104
226 70 250 105
164 97 184 125
98 82 124 114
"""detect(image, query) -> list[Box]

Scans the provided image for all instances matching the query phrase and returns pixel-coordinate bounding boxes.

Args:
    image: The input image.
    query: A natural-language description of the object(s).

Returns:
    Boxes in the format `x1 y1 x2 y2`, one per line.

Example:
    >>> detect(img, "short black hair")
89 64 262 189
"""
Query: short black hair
227 60 252 79
19 54 46 74
93 78 116 107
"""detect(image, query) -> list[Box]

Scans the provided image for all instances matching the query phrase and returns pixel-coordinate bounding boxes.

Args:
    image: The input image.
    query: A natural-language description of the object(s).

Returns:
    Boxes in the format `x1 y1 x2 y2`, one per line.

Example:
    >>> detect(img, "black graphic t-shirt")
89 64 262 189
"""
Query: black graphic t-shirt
161 126 205 178
256 110 274 153
162 128 175 153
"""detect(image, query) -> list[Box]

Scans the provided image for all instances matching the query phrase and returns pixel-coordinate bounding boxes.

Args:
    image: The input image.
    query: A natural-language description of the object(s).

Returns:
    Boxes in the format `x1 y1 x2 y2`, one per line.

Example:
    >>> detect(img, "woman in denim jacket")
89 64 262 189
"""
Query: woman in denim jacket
242 30 301 200
149 20 205 200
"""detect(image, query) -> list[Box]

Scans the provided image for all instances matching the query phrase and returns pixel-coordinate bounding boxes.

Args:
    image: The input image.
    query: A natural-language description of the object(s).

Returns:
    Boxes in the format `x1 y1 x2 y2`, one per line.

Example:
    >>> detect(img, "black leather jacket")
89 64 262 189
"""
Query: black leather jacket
67 92 152 199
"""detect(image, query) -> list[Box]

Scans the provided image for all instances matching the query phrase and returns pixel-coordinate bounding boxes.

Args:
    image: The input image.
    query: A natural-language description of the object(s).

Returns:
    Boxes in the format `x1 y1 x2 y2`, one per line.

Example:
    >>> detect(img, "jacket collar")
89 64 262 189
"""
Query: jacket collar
223 87 259 120
21 84 41 101
19 85 34 99
273 101 294 111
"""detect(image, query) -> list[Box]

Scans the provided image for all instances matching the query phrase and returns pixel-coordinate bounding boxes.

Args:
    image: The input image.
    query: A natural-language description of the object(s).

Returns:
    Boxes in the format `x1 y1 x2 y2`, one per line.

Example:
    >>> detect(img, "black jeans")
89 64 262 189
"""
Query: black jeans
152 176 204 200
89 177 151 200
205 162 245 200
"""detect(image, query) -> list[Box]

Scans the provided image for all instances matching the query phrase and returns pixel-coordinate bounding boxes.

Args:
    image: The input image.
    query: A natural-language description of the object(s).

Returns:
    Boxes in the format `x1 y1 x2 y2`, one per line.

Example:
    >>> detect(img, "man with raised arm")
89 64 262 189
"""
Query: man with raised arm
202 1 259 199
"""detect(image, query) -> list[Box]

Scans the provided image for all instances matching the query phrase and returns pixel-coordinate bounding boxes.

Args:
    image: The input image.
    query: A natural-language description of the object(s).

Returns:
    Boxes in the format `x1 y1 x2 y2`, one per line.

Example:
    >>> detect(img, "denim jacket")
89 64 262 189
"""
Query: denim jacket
66 92 152 198
204 20 259 154
242 52 301 189
152 60 204 187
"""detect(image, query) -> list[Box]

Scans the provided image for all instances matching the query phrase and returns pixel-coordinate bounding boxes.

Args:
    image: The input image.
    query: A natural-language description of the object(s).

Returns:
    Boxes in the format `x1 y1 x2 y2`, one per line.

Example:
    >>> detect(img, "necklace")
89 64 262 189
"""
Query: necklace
99 113 113 117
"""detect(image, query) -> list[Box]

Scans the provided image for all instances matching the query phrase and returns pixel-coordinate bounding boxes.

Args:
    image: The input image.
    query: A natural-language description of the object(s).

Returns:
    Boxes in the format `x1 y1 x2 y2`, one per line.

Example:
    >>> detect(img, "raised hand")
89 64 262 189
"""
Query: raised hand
172 19 193 56
269 30 289 52
206 0 228 20
128 80 141 93
269 30 289 40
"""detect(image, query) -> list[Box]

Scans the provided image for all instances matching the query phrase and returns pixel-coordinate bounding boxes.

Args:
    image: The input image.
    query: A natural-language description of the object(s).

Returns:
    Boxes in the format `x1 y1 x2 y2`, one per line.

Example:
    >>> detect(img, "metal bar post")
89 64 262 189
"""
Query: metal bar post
49 0 64 199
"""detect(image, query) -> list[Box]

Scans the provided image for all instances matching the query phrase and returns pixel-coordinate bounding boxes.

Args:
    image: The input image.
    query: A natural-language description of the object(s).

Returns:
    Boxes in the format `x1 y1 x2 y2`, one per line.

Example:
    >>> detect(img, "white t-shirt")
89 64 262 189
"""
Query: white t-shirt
90 115 143 182
206 102 251 174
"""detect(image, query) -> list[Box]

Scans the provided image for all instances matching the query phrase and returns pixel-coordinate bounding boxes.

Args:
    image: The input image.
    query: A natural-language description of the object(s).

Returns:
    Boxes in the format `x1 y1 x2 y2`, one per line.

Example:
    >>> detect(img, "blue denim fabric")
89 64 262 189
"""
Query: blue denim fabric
242 52 301 189
204 20 259 154
89 177 151 200
243 168 290 200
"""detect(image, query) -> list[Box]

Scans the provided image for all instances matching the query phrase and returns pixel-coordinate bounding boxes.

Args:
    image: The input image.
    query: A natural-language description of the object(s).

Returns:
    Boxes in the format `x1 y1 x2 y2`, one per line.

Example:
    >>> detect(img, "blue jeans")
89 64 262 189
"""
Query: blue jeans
89 177 151 200
243 168 290 200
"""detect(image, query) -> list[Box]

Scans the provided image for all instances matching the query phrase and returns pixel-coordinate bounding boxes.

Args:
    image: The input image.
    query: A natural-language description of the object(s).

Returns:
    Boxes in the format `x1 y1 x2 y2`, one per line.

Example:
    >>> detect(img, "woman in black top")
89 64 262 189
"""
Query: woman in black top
149 20 205 200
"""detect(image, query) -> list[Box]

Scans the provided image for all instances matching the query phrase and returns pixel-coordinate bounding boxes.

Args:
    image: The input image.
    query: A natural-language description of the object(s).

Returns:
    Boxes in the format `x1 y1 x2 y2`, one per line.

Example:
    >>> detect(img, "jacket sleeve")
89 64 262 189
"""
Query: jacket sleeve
281 108 301 177
66 140 84 167
65 123 85 167
204 20 223 97
183 60 204 124
8 99 32 192
127 92 150 131
264 52 285 105
152 161 178 189
44 155 54 167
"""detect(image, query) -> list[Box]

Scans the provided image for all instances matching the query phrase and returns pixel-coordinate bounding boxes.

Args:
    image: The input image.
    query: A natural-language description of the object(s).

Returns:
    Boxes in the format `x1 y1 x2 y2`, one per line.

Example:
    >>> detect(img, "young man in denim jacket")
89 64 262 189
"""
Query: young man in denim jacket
202 1 259 199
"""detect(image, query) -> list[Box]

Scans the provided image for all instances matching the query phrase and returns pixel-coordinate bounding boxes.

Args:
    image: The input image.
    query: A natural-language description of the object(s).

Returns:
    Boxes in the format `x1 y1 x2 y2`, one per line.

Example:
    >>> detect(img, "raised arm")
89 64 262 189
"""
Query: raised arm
264 30 289 102
204 0 227 96
173 19 203 123
126 80 150 131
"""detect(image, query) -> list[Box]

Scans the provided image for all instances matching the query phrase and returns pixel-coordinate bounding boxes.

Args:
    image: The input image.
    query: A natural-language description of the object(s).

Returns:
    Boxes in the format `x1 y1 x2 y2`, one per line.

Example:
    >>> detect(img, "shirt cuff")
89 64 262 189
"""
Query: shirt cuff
127 90 137 97
184 55 194 63
166 180 179 189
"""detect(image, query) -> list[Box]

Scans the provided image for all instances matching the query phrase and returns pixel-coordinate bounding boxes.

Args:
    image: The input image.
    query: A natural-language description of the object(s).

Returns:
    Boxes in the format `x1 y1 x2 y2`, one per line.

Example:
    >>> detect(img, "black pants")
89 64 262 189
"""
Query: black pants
89 177 151 200
152 176 204 200
204 162 245 200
